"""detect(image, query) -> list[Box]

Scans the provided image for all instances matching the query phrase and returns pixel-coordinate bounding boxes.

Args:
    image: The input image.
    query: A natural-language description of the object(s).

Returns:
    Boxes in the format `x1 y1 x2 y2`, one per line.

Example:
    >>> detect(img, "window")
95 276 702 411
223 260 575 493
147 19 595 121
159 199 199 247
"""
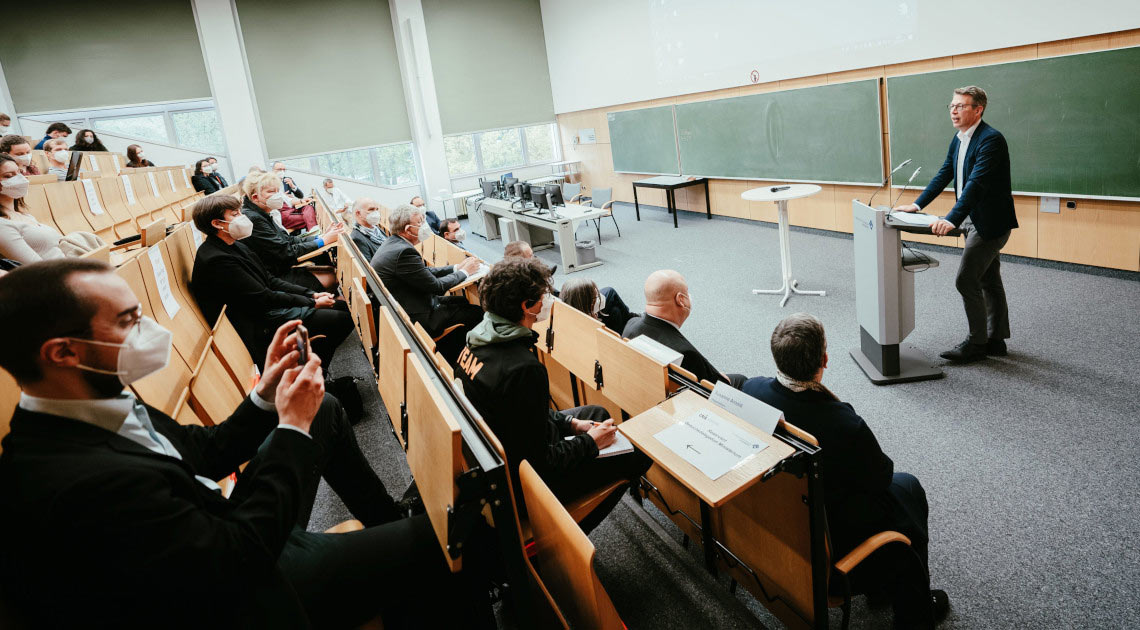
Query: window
524 124 555 163
443 123 560 178
375 143 418 186
444 135 478 177
316 149 373 183
478 128 525 171
94 114 168 143
172 110 225 153
270 142 419 189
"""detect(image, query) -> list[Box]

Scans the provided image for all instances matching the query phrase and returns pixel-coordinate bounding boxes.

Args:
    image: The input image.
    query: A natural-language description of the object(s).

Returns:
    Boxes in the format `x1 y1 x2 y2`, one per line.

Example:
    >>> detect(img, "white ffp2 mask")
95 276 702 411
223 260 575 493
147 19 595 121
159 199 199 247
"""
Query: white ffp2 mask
72 316 173 386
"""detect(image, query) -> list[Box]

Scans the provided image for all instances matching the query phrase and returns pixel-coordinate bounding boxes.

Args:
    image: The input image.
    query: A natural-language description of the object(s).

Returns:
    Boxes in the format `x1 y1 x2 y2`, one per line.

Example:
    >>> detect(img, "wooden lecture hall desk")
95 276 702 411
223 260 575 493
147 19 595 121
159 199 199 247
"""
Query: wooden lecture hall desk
472 196 610 273
632 176 711 228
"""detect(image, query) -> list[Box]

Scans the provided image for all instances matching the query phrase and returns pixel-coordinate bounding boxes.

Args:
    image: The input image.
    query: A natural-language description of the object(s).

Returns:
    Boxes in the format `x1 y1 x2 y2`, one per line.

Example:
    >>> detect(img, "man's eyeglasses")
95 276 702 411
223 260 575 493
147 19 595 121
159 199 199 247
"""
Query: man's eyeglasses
947 103 975 112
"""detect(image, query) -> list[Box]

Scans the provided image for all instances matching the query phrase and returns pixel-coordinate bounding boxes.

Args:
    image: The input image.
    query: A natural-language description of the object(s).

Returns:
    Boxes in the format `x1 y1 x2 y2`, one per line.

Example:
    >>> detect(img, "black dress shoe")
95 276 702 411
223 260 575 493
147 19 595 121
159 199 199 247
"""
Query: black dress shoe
939 340 987 363
931 589 950 621
986 338 1007 356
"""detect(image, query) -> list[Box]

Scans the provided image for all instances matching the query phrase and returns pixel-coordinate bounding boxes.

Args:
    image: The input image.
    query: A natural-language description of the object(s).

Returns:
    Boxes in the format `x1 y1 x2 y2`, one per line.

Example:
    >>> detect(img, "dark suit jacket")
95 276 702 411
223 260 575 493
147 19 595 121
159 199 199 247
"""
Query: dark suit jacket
369 235 464 322
622 314 727 385
240 197 322 278
0 400 317 628
210 172 229 188
191 234 315 357
740 377 895 557
914 120 1018 240
350 225 385 262
192 173 222 194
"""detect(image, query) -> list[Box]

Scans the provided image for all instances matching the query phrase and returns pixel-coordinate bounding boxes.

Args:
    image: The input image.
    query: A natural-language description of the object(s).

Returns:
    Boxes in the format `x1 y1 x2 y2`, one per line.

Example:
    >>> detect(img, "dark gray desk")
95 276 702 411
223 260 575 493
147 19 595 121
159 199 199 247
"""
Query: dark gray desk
632 176 710 228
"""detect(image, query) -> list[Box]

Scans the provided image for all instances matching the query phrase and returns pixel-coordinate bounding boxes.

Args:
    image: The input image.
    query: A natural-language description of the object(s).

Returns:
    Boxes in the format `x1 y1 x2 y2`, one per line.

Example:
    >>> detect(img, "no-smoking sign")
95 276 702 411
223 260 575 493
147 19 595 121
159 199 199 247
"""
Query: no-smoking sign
749 69 759 84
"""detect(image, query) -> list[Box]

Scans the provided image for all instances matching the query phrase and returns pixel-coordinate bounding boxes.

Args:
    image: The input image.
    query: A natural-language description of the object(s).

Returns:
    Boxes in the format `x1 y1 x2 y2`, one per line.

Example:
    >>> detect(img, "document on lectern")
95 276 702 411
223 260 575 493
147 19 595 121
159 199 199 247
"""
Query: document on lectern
654 408 768 480
889 212 939 226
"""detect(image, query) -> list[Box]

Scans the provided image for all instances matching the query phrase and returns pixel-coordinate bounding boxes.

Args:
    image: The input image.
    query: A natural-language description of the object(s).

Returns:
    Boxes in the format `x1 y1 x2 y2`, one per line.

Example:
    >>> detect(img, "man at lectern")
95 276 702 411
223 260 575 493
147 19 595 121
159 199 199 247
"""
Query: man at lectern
894 85 1017 363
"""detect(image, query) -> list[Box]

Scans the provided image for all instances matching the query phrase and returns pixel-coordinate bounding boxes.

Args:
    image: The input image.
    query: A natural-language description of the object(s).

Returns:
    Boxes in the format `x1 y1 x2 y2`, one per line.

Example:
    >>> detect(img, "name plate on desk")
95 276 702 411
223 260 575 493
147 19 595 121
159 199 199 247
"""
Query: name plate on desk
654 408 768 480
709 381 781 434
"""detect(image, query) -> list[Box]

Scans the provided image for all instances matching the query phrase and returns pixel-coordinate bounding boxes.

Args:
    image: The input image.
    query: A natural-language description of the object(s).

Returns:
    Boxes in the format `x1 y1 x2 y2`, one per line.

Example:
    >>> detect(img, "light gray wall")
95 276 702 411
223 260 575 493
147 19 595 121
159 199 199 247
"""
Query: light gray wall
236 0 411 159
422 0 555 135
0 1 210 113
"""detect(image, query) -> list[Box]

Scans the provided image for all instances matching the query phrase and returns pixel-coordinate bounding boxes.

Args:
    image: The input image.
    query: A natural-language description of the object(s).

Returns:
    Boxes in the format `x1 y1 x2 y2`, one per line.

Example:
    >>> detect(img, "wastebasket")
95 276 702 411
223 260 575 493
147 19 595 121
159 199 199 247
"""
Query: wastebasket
575 240 597 264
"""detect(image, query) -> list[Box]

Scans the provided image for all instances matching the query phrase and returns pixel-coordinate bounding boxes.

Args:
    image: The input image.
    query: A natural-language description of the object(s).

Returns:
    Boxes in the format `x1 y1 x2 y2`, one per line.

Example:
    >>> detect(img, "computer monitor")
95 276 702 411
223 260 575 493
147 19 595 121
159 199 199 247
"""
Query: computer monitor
503 177 518 194
530 186 550 210
514 182 530 200
544 183 564 207
65 151 85 181
480 180 497 197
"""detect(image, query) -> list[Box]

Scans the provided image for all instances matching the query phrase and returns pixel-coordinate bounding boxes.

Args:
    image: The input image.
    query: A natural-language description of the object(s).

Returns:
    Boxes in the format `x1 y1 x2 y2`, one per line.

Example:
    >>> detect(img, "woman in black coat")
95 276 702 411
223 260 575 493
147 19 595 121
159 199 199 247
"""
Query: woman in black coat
191 158 222 194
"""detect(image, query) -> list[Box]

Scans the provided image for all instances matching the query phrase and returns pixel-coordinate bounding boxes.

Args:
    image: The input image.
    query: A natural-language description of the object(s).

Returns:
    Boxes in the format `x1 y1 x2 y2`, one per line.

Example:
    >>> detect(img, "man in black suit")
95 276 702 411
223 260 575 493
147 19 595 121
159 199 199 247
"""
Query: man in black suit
622 269 747 388
740 313 948 628
206 156 228 188
348 197 386 261
370 204 482 358
895 85 1018 363
0 259 484 628
189 195 352 370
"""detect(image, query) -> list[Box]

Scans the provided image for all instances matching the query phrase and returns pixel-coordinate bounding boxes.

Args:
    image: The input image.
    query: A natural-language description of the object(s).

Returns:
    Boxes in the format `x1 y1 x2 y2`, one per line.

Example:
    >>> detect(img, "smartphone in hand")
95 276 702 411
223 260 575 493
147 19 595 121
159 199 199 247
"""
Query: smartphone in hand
295 324 309 364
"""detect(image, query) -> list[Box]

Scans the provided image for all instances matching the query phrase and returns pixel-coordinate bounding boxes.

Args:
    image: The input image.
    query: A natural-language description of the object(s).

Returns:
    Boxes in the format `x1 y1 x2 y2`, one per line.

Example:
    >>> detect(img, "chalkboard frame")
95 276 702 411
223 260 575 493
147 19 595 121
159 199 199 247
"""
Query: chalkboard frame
607 105 682 176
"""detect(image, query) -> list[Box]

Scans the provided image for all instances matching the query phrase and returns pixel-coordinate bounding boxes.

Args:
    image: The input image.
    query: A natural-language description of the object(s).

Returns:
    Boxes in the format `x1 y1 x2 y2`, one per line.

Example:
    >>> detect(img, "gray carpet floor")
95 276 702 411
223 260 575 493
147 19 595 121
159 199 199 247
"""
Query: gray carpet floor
312 201 1140 629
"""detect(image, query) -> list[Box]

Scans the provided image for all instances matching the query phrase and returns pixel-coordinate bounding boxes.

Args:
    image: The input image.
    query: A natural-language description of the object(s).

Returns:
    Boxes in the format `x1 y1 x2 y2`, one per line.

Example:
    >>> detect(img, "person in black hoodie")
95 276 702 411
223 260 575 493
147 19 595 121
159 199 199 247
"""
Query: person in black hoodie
455 257 650 533
741 313 949 629
189 194 350 370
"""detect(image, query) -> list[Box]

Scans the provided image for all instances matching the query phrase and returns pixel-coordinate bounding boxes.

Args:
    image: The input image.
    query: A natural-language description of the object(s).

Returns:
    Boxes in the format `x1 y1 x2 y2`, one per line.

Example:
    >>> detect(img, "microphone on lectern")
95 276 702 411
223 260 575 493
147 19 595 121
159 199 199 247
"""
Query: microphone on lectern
868 159 912 208
888 166 923 220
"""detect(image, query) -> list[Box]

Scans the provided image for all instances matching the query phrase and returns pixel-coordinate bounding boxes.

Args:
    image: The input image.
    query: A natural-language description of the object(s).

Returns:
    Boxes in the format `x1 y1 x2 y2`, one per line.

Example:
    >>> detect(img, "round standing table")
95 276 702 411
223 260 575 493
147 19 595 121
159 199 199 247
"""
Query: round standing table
742 184 827 308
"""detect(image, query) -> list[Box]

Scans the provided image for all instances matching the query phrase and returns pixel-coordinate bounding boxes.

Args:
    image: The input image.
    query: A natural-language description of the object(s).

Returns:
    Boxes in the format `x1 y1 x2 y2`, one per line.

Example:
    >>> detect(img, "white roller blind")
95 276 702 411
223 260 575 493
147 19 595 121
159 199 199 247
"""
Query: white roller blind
0 2 210 113
237 0 411 158
422 0 555 135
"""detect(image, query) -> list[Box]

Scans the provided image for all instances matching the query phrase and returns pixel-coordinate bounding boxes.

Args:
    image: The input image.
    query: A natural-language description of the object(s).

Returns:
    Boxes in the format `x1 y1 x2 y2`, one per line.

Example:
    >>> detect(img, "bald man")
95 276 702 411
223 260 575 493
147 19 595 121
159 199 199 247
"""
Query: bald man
349 198 386 261
622 270 747 388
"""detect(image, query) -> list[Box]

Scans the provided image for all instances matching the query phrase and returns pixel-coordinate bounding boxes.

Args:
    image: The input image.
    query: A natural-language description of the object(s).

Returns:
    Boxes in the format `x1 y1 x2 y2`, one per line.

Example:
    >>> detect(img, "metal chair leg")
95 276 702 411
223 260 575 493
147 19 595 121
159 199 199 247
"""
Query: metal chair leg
595 219 602 243
610 214 621 237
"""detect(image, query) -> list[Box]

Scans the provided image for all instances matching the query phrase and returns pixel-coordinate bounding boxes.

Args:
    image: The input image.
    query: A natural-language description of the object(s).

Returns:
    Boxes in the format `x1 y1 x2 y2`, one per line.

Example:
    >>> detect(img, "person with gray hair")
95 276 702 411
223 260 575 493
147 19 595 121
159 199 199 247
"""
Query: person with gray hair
349 197 385 260
741 313 949 628
322 178 353 215
370 203 482 360
894 84 1017 363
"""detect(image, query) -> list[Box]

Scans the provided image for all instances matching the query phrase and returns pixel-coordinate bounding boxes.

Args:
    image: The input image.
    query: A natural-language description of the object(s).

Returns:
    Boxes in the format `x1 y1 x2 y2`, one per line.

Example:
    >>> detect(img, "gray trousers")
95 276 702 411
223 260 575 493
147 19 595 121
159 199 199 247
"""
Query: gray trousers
956 219 1011 344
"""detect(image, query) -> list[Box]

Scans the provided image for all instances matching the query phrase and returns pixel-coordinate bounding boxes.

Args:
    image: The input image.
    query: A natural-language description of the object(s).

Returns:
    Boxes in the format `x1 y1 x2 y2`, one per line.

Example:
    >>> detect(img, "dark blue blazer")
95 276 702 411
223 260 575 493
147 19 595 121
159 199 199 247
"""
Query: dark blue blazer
914 120 1017 240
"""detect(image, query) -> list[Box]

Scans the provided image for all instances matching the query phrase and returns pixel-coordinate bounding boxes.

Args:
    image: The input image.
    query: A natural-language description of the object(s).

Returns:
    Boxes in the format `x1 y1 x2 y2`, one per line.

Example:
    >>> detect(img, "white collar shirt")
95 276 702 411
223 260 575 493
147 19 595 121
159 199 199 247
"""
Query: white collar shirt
955 119 982 197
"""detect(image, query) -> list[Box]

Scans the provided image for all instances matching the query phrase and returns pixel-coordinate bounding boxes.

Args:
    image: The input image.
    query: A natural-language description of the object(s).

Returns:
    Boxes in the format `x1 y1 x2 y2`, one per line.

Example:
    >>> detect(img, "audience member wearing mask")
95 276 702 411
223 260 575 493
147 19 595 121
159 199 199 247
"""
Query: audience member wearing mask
43 138 71 181
623 269 749 388
349 198 386 261
0 113 11 136
279 177 318 233
1 135 41 176
559 278 637 335
125 144 154 168
439 219 467 250
455 258 651 534
369 204 482 360
191 158 222 194
0 154 63 263
34 122 70 150
206 157 228 188
190 195 351 370
69 129 108 152
0 259 485 629
740 314 949 628
240 171 344 292
322 178 353 215
409 195 441 234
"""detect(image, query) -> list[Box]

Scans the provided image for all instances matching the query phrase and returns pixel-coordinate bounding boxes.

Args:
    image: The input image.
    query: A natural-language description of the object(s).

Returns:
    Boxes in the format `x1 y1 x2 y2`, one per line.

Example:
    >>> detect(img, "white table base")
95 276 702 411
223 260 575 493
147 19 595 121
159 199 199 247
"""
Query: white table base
752 199 827 308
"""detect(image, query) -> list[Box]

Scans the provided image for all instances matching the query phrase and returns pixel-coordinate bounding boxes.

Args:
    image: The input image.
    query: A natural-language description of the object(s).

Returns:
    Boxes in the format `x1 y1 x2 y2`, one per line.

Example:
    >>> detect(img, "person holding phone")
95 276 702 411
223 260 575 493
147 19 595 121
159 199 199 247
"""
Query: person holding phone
455 257 650 534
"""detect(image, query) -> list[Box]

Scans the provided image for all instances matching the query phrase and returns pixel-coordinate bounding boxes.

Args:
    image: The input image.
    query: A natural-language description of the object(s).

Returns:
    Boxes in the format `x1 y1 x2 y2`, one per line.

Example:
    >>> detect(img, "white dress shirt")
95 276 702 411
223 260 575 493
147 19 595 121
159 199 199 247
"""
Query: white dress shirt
955 119 982 198
326 187 353 211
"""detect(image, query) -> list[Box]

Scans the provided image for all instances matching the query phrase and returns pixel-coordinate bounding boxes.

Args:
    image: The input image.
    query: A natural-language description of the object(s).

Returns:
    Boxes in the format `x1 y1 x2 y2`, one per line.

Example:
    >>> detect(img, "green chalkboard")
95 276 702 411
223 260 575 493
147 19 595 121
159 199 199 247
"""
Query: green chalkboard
887 46 1140 199
674 80 883 184
607 106 680 175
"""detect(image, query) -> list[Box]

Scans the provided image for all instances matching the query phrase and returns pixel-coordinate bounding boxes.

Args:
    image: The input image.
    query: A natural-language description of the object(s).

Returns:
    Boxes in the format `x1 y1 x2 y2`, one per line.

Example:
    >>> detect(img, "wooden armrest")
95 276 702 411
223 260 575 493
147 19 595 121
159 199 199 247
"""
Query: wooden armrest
433 323 464 343
778 418 819 447
833 531 912 575
324 519 365 534
297 241 336 262
601 200 614 210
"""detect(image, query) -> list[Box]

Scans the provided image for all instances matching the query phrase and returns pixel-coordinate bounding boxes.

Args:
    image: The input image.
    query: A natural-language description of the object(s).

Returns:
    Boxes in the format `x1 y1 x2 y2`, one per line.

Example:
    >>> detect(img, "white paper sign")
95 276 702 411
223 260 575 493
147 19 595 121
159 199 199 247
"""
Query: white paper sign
578 128 596 144
81 179 105 216
709 382 782 435
121 175 137 205
89 155 100 171
147 247 181 319
147 172 160 197
192 227 205 248
181 169 191 188
166 170 176 191
654 408 767 481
